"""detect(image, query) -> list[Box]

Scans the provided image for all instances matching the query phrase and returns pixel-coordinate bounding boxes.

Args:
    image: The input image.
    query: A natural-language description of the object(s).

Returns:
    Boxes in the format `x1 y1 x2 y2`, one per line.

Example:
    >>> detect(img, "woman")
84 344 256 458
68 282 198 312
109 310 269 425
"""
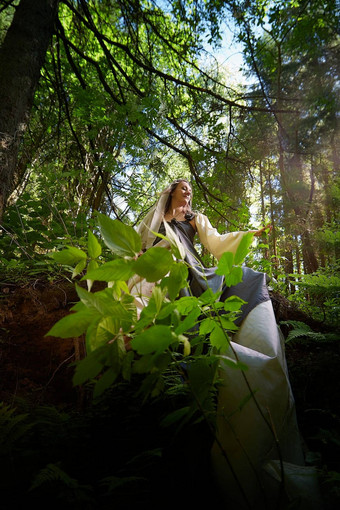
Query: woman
134 179 270 317
131 179 320 509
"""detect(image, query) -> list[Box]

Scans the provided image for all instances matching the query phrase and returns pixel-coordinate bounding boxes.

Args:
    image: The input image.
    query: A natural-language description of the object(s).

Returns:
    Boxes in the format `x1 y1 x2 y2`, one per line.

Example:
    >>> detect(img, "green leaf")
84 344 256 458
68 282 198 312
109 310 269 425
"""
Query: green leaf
225 266 243 287
83 259 135 282
86 259 98 291
199 318 216 335
106 336 126 372
136 371 165 399
161 406 191 427
215 251 234 276
97 213 141 257
210 324 229 351
219 316 239 331
132 354 155 374
198 288 222 305
175 296 199 315
86 317 119 352
121 350 134 381
151 285 167 314
223 296 246 311
234 232 254 265
137 287 168 328
109 280 130 299
72 258 87 278
187 357 220 413
93 368 119 398
72 351 104 386
175 308 201 335
161 262 188 301
157 302 176 320
88 230 102 259
131 325 174 354
45 309 99 338
88 259 98 272
133 246 173 282
51 246 87 265
75 285 132 322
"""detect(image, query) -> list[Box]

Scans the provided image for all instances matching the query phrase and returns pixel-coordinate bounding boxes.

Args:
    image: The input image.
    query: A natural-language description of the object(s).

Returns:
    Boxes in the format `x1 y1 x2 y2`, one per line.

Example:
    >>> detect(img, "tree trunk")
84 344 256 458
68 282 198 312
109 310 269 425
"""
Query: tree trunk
267 166 278 273
284 242 295 293
301 229 319 274
0 0 59 221
259 160 269 260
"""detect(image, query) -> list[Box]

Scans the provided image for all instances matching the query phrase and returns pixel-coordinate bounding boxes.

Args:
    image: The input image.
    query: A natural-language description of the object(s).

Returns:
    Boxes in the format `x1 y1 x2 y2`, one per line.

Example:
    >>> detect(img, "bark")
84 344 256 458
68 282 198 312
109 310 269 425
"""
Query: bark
294 235 301 275
267 167 278 273
0 0 59 221
301 229 319 274
284 243 295 293
259 160 269 260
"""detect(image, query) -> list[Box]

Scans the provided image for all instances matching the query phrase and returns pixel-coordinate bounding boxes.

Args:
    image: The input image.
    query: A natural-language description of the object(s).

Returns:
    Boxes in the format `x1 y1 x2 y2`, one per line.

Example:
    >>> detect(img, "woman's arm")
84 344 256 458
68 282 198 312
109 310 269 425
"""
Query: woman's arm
195 213 249 260
251 224 272 237
195 214 272 260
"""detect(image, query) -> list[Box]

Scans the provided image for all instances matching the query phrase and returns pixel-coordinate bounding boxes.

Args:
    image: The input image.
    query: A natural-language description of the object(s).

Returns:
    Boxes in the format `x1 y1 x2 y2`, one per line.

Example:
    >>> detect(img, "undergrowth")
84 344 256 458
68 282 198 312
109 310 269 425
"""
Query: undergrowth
0 385 221 510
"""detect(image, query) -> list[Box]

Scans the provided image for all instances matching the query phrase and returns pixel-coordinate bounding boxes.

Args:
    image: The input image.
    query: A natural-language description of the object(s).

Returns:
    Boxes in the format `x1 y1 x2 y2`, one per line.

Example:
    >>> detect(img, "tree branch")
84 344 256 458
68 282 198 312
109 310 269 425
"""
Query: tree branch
61 0 295 114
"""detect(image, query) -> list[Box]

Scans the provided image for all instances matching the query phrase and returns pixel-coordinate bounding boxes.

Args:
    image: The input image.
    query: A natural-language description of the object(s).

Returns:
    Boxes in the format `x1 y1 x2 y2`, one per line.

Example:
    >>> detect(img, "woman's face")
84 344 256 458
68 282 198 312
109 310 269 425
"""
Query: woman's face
171 181 192 205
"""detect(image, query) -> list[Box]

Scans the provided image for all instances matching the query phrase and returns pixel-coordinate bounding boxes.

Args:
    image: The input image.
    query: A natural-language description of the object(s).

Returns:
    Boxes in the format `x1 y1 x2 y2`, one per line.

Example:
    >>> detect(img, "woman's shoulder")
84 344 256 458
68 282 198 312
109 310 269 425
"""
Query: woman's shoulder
193 211 208 225
185 211 199 231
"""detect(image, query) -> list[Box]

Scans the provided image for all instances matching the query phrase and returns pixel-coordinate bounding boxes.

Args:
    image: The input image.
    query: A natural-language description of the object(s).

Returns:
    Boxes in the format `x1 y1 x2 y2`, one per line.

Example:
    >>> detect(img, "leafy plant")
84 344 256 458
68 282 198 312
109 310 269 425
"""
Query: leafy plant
0 399 170 508
0 403 32 455
280 320 339 344
29 462 94 504
287 267 340 326
46 215 253 433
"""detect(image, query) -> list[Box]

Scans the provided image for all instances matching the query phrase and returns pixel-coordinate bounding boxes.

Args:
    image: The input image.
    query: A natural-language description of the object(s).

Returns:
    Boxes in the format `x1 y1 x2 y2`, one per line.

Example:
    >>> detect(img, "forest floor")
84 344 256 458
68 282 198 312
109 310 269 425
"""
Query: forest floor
0 276 339 509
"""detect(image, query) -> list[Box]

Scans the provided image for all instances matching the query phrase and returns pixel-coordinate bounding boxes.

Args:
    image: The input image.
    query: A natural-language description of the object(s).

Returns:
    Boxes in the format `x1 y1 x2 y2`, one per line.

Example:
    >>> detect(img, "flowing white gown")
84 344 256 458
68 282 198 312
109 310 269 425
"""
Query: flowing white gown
132 208 322 509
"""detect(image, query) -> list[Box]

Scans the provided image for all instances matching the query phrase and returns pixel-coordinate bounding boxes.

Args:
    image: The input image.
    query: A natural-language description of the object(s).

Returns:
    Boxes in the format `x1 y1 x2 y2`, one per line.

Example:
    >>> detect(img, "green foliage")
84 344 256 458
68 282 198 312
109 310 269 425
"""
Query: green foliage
46 213 251 439
281 321 339 344
0 403 32 455
30 463 94 504
0 384 236 509
0 397 175 508
287 266 340 326
133 247 174 282
96 213 141 258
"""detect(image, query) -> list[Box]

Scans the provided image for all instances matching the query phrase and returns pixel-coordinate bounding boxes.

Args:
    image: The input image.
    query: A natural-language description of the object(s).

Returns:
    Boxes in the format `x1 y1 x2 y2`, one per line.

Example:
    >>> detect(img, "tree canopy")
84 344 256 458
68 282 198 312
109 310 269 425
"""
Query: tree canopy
0 0 339 322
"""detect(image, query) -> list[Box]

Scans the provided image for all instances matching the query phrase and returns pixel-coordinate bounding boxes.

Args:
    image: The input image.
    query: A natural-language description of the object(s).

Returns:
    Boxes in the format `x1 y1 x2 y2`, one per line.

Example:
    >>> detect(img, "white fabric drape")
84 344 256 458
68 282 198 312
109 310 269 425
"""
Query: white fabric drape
195 212 247 260
211 301 321 509
131 196 321 508
136 192 169 251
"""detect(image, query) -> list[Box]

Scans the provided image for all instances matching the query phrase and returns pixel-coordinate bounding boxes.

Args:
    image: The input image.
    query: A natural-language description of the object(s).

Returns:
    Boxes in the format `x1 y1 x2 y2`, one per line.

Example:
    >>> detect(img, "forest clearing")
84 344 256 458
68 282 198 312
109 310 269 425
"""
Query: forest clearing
0 1 339 509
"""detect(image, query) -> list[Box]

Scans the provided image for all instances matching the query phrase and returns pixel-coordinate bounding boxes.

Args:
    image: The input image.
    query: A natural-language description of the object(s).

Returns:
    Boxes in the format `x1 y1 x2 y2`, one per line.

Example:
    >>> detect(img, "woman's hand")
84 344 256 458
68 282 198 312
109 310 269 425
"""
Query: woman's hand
252 224 272 237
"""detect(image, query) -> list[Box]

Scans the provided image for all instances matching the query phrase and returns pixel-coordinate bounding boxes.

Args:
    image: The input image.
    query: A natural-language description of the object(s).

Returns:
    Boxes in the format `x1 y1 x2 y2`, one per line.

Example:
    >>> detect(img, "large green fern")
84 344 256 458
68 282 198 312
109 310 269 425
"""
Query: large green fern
29 462 94 503
29 463 80 491
280 320 339 343
0 403 33 455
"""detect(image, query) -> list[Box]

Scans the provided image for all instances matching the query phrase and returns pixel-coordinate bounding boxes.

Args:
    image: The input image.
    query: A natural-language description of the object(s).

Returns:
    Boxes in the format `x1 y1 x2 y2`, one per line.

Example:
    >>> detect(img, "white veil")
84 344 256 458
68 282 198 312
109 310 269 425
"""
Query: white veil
135 192 170 251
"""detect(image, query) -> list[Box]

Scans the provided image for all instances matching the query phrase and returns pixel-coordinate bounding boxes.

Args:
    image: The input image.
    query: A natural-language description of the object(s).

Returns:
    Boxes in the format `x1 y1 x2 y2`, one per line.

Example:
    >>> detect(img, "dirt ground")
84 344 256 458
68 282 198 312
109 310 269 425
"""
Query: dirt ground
1 278 338 406
0 278 84 406
0 277 339 506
